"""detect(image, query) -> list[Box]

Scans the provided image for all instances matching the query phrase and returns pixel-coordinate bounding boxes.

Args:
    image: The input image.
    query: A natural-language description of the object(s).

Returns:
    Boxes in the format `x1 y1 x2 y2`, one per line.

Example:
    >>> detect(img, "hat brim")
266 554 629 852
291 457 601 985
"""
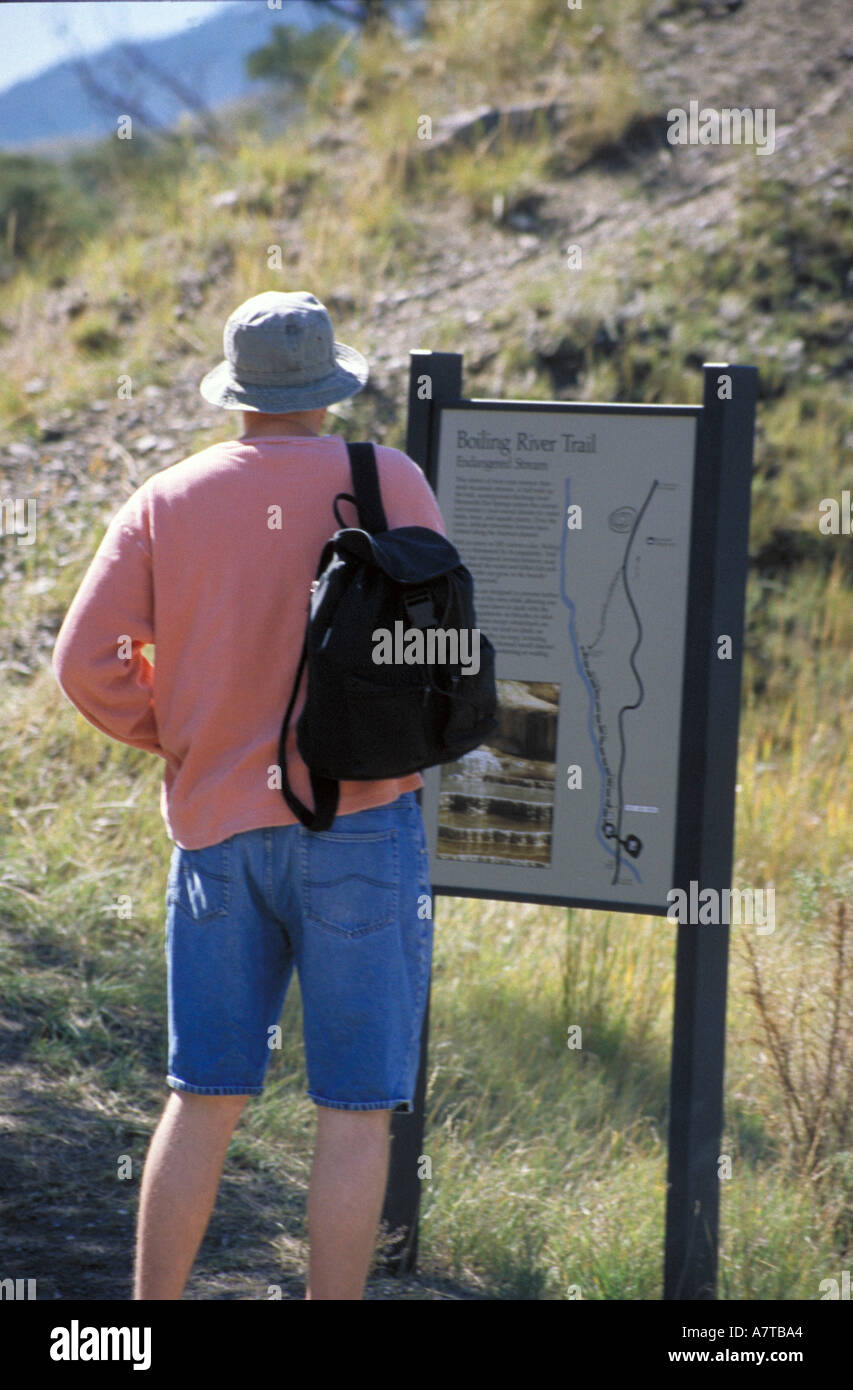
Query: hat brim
199 341 369 413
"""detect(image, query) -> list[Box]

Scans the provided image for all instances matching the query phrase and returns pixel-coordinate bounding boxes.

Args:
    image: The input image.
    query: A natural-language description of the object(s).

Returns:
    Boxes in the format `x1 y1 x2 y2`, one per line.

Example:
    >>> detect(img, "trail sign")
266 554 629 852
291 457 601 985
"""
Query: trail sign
381 351 757 1302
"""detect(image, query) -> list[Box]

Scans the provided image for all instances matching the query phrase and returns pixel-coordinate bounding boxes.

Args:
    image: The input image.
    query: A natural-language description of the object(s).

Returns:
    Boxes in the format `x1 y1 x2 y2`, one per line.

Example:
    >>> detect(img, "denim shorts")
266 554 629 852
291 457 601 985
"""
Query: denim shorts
164 791 433 1111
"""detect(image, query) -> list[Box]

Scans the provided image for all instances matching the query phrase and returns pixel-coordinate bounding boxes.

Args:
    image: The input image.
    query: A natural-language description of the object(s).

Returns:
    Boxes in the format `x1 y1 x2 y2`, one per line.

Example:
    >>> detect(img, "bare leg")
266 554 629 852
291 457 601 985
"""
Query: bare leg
133 1091 249 1300
306 1107 392 1300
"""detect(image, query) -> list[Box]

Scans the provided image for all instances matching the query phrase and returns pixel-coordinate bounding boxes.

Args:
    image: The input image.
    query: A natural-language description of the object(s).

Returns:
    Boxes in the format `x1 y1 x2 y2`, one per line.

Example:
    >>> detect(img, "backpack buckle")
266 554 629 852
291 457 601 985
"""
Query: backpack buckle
403 588 436 629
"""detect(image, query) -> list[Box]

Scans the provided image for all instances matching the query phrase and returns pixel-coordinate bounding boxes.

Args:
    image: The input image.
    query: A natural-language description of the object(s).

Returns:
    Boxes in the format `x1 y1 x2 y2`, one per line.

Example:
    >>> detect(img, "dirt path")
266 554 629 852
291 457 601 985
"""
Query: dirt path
0 1063 485 1300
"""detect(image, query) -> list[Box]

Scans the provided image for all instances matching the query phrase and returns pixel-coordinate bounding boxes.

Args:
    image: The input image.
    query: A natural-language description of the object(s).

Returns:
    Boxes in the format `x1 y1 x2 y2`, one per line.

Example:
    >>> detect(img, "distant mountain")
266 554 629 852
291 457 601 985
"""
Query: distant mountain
0 0 422 154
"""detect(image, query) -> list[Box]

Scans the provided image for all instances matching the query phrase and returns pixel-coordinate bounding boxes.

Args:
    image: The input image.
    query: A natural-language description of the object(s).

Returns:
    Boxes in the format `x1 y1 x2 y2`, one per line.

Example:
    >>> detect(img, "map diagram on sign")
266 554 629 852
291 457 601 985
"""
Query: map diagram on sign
559 459 691 900
420 406 698 911
562 478 664 887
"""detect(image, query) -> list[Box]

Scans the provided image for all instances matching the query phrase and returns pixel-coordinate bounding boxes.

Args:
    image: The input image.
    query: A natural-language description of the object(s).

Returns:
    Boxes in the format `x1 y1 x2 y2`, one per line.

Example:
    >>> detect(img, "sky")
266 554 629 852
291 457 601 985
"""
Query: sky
0 1 244 94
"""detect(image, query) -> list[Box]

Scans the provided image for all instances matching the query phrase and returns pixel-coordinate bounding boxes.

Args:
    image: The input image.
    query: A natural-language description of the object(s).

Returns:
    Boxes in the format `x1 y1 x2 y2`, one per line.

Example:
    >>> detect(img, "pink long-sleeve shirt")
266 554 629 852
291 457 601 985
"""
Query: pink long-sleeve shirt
52 433 447 848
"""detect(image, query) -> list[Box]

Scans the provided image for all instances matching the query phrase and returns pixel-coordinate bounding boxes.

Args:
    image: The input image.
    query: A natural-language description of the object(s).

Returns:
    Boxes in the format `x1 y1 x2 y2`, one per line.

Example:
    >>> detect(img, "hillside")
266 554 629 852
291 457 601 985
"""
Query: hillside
2 0 851 676
0 0 851 1302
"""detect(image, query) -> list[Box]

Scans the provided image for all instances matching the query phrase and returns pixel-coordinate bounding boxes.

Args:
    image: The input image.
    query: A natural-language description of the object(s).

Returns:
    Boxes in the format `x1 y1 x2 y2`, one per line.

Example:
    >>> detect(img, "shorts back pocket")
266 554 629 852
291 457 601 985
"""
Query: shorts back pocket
168 840 232 923
301 829 399 938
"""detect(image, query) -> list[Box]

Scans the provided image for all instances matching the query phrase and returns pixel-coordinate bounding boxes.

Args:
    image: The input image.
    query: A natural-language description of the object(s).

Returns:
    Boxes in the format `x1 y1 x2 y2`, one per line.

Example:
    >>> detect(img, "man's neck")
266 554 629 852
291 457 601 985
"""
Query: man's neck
240 427 325 439
240 412 328 440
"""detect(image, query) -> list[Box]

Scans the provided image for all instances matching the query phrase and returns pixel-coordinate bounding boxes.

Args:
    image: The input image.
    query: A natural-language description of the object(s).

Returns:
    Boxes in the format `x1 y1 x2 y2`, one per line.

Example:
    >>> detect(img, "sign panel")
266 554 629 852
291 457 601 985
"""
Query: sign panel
420 401 701 914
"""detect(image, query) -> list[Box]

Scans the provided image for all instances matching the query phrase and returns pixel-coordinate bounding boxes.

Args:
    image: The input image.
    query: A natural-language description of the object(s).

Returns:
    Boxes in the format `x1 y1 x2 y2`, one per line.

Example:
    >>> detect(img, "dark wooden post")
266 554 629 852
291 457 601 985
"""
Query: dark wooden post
379 351 463 1274
664 363 757 1298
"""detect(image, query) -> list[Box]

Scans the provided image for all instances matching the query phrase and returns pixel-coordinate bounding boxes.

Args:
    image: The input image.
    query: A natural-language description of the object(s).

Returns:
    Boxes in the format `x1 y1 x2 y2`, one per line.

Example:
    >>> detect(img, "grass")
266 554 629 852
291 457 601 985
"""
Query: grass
1 0 852 1300
1 639 851 1296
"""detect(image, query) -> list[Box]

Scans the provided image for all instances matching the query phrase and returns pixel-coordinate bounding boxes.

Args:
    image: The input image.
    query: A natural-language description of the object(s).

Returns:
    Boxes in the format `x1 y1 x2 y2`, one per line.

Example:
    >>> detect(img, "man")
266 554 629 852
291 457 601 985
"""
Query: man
52 290 445 1300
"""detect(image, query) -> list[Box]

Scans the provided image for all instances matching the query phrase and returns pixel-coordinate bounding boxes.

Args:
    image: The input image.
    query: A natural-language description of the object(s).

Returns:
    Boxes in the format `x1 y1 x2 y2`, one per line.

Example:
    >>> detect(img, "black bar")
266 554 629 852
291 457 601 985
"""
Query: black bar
380 351 463 1275
663 363 757 1299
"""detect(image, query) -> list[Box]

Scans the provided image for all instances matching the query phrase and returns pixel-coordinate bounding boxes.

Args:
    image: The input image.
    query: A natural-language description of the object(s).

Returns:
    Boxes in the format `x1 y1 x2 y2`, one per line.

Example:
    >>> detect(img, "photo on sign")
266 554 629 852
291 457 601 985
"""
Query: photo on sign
437 679 558 869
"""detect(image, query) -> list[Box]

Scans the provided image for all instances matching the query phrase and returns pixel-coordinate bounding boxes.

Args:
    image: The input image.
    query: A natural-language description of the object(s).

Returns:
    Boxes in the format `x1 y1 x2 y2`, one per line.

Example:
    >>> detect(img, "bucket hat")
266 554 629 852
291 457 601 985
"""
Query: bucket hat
199 290 369 413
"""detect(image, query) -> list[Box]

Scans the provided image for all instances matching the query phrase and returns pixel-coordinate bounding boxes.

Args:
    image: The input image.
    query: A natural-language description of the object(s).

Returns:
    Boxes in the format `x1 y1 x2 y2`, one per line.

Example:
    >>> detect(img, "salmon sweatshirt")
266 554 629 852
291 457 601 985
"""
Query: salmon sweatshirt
52 434 447 848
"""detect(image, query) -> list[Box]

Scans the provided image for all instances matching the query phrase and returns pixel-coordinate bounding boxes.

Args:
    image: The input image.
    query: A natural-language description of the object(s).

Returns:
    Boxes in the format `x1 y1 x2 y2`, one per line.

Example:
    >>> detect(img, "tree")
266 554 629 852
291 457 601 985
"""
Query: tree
305 0 394 34
246 23 343 88
246 2 407 92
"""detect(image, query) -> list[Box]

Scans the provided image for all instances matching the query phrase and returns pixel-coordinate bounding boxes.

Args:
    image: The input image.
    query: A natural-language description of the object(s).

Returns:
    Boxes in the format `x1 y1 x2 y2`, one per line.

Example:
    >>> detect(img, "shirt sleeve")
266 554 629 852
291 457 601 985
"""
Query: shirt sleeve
52 482 166 759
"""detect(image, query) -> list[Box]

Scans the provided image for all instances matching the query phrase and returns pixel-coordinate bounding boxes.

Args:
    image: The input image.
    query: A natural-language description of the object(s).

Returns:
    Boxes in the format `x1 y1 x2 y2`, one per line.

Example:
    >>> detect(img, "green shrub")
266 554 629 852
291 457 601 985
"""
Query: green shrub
0 152 108 270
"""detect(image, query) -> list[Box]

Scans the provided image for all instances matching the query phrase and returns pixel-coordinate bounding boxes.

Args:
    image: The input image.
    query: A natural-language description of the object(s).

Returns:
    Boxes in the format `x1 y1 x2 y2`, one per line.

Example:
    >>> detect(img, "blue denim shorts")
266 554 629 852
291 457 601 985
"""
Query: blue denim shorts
164 791 433 1111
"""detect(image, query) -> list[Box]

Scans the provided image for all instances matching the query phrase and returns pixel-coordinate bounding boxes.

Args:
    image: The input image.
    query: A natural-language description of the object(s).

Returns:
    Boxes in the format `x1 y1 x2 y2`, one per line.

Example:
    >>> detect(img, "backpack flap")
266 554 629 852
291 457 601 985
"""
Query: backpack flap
333 524 464 584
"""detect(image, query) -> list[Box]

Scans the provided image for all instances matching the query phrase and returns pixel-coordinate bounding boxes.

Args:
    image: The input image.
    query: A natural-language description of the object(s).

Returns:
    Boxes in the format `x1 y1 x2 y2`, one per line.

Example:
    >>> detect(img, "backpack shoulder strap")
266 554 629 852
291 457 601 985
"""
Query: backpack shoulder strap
347 441 388 535
277 636 341 831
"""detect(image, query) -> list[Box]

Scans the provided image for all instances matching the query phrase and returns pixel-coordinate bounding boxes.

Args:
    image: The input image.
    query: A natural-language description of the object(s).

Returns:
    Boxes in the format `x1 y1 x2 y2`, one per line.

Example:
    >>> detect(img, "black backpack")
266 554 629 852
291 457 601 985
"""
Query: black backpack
278 441 498 831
